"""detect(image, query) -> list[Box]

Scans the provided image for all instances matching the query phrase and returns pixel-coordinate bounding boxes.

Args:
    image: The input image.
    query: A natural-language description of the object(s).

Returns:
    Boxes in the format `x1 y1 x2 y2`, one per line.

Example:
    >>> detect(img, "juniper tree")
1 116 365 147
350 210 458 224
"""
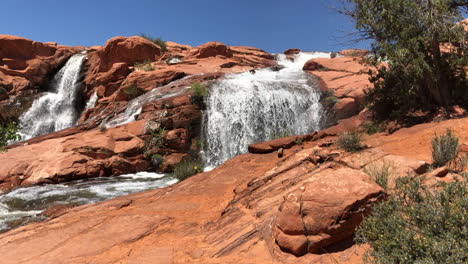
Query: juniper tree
340 0 468 118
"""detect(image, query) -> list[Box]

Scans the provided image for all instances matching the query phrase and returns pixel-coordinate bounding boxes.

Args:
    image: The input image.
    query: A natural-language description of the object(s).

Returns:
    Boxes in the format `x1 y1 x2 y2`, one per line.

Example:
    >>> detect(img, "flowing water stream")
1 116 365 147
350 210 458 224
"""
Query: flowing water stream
0 172 177 232
202 52 329 168
18 53 86 140
2 51 330 232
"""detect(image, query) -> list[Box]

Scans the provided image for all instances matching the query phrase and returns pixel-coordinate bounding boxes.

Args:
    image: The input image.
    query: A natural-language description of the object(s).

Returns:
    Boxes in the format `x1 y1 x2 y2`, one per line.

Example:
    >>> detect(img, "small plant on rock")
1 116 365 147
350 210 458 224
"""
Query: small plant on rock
139 34 167 52
172 157 204 181
0 122 21 151
123 84 144 100
190 82 209 108
134 60 155 71
363 161 393 190
363 121 384 135
431 129 459 168
336 131 364 152
269 128 292 140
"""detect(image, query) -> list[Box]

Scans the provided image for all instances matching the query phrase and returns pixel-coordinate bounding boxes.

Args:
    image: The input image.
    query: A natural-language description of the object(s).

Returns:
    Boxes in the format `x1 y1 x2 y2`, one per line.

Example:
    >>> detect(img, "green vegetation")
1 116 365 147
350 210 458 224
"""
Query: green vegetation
341 0 468 119
172 157 204 181
431 129 460 167
0 122 21 151
123 84 145 100
139 34 167 52
323 90 339 105
144 127 166 159
269 128 292 140
134 60 155 71
362 121 384 135
363 161 393 189
356 176 468 264
336 131 364 152
190 82 209 107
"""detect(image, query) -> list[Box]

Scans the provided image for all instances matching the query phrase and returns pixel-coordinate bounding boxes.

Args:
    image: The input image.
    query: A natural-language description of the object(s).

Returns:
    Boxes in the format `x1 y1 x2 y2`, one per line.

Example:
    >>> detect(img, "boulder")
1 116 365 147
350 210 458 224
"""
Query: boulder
274 167 383 255
334 97 359 120
95 36 162 72
188 41 233 59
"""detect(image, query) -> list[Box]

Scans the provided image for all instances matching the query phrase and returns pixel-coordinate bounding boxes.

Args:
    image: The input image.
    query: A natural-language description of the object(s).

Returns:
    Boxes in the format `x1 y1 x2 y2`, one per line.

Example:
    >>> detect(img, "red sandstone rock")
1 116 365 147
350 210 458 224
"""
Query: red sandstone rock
304 57 372 121
0 35 78 115
275 167 383 255
0 120 148 192
334 97 359 120
188 41 233 59
97 36 161 72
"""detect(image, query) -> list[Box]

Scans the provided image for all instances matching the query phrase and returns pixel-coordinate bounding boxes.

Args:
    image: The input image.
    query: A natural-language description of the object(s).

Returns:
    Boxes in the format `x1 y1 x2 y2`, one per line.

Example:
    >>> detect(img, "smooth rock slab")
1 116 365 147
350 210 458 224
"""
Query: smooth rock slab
274 167 383 256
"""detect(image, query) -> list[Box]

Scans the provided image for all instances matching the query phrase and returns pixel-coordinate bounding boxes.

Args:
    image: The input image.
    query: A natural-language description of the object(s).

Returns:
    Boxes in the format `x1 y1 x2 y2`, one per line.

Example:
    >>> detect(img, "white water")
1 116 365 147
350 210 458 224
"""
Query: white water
85 92 98 109
202 52 329 168
0 172 177 232
18 53 86 140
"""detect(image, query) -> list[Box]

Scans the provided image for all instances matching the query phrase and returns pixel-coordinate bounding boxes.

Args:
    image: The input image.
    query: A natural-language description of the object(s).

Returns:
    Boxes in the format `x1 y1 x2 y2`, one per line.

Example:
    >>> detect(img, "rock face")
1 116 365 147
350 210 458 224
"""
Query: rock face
80 37 275 127
0 121 148 191
188 41 233 58
0 35 78 121
303 55 373 121
1 106 468 263
274 168 383 255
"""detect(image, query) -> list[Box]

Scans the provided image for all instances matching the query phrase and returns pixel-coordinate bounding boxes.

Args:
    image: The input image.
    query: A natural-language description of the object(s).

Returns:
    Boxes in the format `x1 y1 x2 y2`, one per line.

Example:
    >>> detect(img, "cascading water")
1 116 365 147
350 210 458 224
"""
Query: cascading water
18 53 86 140
203 52 330 168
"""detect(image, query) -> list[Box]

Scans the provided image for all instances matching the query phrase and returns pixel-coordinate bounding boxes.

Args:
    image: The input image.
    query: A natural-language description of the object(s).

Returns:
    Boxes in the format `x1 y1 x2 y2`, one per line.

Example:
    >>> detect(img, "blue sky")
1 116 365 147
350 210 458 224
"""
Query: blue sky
2 0 367 53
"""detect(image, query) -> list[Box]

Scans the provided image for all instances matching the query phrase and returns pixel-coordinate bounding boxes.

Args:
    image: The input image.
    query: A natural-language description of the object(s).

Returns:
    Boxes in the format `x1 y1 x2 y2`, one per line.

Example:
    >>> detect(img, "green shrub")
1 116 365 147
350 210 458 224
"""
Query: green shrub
0 122 21 150
123 84 144 100
134 60 155 71
191 82 209 97
269 129 292 140
172 158 203 181
363 121 384 135
356 176 468 264
323 90 338 105
336 131 364 152
139 34 167 53
432 129 459 168
190 82 209 107
363 161 393 189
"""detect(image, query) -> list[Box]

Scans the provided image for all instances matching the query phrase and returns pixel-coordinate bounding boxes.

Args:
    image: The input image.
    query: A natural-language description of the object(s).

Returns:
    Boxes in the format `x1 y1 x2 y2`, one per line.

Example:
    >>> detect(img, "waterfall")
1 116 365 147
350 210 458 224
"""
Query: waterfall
202 52 329 168
19 53 86 140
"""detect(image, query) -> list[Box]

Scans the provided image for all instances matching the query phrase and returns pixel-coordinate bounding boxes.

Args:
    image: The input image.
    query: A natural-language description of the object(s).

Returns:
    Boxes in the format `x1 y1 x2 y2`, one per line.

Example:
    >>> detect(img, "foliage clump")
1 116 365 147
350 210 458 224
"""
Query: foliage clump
269 128 292 140
0 122 21 151
172 157 204 181
190 82 209 108
341 0 468 119
123 84 145 100
364 161 393 189
336 131 364 152
432 128 460 168
134 60 155 71
356 176 468 264
139 34 167 53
